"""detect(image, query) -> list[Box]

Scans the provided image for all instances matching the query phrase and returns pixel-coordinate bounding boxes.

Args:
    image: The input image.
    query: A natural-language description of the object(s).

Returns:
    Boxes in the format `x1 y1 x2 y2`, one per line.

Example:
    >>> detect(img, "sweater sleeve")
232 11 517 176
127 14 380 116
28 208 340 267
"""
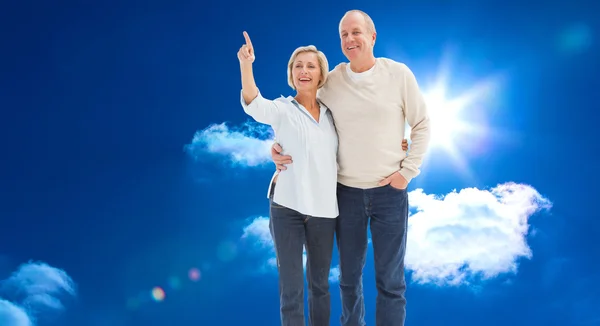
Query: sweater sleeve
399 64 431 183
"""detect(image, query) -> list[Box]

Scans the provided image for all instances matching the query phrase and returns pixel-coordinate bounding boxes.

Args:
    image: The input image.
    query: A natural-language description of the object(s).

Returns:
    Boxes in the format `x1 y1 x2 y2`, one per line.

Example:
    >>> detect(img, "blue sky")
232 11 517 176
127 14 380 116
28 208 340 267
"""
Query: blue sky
0 0 598 325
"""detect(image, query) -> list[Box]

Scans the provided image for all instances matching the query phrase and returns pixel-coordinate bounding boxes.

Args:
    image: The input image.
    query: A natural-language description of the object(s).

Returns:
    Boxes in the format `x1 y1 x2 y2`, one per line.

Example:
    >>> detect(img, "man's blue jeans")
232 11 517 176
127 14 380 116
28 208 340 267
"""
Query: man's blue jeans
336 182 409 326
269 195 337 326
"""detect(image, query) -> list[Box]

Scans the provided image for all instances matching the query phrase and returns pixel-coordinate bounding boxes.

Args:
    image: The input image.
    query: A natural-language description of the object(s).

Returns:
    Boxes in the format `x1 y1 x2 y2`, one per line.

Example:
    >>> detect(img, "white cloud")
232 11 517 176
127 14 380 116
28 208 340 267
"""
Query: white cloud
328 266 340 283
0 300 31 326
405 182 551 285
266 257 277 268
241 216 272 248
240 183 551 286
184 121 274 167
0 261 76 325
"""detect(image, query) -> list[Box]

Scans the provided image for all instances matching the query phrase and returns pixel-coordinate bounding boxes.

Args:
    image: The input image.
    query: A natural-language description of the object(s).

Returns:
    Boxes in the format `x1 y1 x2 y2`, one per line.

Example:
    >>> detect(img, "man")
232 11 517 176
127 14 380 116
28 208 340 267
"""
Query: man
271 10 430 326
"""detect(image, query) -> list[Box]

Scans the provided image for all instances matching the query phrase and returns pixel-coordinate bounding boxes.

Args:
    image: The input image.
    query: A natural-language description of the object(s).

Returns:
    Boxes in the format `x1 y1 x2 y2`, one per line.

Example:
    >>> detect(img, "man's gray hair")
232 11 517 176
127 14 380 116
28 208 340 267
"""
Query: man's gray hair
339 9 377 35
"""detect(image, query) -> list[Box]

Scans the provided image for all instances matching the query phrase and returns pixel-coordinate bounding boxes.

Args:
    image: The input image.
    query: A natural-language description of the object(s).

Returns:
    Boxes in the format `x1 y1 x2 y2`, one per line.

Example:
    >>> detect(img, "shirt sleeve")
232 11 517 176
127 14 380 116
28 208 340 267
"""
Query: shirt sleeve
399 64 431 183
240 90 283 129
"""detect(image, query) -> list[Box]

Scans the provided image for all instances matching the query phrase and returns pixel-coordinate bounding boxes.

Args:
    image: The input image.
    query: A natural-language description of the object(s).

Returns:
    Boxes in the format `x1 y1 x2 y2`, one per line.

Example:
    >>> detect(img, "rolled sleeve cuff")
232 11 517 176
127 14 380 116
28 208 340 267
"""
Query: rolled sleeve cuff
240 89 262 110
399 168 419 184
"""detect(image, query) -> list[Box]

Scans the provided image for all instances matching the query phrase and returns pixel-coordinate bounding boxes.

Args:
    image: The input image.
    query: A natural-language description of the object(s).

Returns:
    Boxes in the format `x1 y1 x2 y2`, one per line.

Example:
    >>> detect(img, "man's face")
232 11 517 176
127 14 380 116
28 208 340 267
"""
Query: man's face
339 12 375 62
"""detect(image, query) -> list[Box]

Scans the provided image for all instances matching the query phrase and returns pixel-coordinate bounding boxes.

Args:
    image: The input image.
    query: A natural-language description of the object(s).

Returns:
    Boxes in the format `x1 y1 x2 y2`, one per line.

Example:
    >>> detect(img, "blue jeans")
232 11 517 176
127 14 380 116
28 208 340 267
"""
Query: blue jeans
269 190 337 326
336 182 409 326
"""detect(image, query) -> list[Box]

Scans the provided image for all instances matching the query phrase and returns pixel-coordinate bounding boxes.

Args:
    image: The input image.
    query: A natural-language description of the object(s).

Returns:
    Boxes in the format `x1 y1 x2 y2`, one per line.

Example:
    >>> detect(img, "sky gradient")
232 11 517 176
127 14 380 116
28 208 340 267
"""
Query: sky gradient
0 0 598 325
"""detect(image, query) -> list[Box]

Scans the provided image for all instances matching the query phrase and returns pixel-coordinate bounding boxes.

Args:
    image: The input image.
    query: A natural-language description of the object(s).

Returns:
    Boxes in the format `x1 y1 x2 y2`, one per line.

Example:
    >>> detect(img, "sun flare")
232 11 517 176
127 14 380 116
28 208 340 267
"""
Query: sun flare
422 86 468 150
404 63 501 176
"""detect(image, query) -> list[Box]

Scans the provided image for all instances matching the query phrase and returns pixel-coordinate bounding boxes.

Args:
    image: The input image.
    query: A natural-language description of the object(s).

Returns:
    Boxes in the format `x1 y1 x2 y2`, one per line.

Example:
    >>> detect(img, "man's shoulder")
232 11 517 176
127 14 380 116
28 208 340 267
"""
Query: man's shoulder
376 57 412 75
319 62 348 98
319 101 332 113
328 62 347 78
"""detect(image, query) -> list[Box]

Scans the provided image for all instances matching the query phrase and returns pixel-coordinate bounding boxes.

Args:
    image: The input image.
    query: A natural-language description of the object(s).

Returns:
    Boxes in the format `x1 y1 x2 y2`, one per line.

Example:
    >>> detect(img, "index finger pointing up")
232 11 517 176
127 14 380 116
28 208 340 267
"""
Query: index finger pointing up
243 31 253 49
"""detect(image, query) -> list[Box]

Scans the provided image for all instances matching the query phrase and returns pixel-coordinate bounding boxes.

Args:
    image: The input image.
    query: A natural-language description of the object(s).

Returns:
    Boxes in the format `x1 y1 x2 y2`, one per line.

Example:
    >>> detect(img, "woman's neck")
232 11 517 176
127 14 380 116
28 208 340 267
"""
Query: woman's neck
295 90 320 121
294 90 318 112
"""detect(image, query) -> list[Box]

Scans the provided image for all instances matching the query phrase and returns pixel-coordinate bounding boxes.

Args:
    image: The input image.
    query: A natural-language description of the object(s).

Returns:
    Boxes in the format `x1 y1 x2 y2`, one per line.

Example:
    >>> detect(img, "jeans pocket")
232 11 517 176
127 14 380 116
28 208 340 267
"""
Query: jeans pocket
269 195 287 210
388 184 407 192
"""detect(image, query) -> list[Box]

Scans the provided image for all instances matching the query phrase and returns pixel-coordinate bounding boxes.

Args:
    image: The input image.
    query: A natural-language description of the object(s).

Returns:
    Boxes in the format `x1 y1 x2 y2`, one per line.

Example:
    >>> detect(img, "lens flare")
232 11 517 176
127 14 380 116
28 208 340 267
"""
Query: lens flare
188 268 201 282
151 286 165 302
168 276 181 290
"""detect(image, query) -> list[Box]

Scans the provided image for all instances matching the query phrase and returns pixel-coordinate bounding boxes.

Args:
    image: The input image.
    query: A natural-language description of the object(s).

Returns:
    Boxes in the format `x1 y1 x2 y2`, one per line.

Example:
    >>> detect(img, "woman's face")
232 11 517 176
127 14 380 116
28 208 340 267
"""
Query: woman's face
291 52 321 91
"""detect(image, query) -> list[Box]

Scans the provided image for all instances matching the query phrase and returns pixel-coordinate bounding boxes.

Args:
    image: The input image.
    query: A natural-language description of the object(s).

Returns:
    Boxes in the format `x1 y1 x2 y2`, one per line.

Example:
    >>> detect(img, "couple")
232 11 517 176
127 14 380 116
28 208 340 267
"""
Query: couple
238 9 430 326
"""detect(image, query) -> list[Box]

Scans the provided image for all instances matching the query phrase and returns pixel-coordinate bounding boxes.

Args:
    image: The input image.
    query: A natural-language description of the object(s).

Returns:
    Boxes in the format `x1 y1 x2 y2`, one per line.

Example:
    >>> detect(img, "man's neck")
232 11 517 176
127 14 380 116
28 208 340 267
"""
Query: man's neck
349 56 376 73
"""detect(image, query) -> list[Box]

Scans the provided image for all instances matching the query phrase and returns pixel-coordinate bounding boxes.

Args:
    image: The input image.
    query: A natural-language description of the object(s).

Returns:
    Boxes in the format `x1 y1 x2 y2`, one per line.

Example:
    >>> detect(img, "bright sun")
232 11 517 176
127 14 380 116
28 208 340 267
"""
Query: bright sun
422 86 468 150
404 65 500 173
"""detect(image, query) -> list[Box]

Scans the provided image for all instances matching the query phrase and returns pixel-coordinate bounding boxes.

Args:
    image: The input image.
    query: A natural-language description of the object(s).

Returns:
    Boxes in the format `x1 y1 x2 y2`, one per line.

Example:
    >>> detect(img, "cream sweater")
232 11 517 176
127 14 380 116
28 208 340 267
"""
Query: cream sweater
317 57 431 189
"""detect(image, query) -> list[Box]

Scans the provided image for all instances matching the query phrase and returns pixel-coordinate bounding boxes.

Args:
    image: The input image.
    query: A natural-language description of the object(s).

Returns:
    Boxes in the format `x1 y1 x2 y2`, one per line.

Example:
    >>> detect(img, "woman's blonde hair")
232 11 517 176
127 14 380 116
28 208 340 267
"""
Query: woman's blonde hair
287 45 329 90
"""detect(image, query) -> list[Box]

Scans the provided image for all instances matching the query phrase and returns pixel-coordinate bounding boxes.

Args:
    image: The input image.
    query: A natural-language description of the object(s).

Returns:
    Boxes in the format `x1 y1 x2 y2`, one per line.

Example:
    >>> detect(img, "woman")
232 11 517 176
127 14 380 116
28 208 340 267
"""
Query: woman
238 31 337 326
